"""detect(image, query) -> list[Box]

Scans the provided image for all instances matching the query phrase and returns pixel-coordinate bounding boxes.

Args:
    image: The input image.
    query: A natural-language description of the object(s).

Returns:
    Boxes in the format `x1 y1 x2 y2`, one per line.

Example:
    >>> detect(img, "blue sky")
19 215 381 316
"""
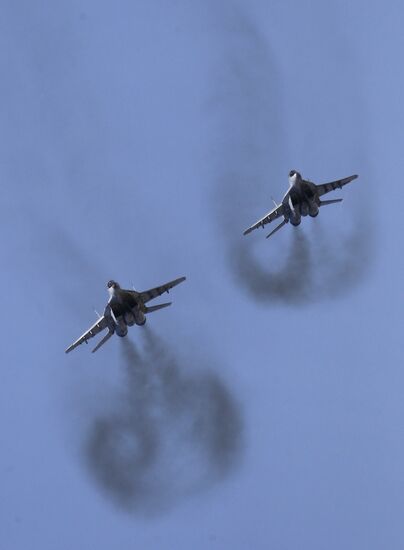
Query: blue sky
1 1 403 549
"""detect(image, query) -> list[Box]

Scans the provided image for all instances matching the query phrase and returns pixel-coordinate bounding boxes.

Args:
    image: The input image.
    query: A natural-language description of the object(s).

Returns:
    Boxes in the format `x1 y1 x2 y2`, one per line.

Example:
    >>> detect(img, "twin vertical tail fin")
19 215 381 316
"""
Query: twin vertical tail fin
91 302 173 351
266 219 287 239
264 197 342 239
92 330 114 353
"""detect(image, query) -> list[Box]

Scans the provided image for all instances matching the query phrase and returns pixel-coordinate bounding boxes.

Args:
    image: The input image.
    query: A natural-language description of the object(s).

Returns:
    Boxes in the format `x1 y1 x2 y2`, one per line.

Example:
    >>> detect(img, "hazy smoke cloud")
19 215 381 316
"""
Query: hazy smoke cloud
83 328 243 515
5 209 107 321
208 7 374 305
229 220 373 305
230 230 313 305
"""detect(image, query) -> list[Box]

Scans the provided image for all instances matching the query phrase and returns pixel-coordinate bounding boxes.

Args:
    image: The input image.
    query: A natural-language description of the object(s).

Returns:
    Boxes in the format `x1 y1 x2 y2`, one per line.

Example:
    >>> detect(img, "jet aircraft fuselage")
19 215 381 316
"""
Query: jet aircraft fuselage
243 170 358 239
105 281 146 337
65 276 186 353
281 170 320 227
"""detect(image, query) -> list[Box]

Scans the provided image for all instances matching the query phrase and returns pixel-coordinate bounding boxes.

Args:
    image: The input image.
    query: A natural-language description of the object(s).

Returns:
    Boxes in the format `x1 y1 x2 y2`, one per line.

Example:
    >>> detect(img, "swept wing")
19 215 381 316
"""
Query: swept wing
65 315 109 354
316 174 358 197
243 203 284 235
138 276 186 304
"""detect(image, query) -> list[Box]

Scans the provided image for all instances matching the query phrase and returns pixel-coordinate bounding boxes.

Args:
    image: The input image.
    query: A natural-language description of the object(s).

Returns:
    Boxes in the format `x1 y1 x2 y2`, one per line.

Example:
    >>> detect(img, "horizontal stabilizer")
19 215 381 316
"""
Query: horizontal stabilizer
144 302 172 313
92 331 113 353
319 198 343 206
266 219 287 239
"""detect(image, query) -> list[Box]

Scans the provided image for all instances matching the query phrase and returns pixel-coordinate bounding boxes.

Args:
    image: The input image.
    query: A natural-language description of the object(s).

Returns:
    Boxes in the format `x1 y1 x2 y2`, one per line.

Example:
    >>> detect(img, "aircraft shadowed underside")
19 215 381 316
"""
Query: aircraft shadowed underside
243 170 358 239
65 276 186 353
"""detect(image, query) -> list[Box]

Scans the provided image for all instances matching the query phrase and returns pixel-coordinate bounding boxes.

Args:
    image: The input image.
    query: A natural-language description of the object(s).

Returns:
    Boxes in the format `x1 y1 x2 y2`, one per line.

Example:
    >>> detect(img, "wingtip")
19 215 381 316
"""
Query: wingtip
173 276 186 285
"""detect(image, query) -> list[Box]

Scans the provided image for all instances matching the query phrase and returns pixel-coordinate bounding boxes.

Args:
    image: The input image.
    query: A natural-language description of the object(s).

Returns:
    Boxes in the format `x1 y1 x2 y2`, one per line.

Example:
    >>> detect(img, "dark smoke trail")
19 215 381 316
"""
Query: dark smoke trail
231 229 313 305
208 6 374 305
83 330 243 515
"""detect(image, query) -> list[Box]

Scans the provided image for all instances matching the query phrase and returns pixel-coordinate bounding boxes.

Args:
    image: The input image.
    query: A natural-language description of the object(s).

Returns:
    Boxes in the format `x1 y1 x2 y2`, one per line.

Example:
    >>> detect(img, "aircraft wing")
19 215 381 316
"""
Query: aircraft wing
243 203 284 235
139 276 186 304
65 315 109 353
316 174 358 197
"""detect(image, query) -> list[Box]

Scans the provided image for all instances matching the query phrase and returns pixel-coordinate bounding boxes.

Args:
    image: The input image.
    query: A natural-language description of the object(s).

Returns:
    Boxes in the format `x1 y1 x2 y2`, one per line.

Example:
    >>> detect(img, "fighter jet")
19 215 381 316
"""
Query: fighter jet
65 276 186 353
243 170 358 239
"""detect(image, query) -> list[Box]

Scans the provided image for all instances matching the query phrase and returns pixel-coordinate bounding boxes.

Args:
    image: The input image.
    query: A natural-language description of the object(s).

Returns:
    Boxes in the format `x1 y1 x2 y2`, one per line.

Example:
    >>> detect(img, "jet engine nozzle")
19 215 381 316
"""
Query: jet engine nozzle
309 203 319 217
116 325 128 337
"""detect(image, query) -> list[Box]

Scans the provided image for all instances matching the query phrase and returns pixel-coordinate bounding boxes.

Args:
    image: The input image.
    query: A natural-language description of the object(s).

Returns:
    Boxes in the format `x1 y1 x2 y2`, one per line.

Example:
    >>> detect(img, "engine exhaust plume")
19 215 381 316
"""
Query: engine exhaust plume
83 330 243 515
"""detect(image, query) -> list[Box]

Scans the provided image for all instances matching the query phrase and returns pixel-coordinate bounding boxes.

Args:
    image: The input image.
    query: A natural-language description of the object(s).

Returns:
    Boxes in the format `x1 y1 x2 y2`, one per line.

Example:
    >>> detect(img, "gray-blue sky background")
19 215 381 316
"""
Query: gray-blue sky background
1 1 403 549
